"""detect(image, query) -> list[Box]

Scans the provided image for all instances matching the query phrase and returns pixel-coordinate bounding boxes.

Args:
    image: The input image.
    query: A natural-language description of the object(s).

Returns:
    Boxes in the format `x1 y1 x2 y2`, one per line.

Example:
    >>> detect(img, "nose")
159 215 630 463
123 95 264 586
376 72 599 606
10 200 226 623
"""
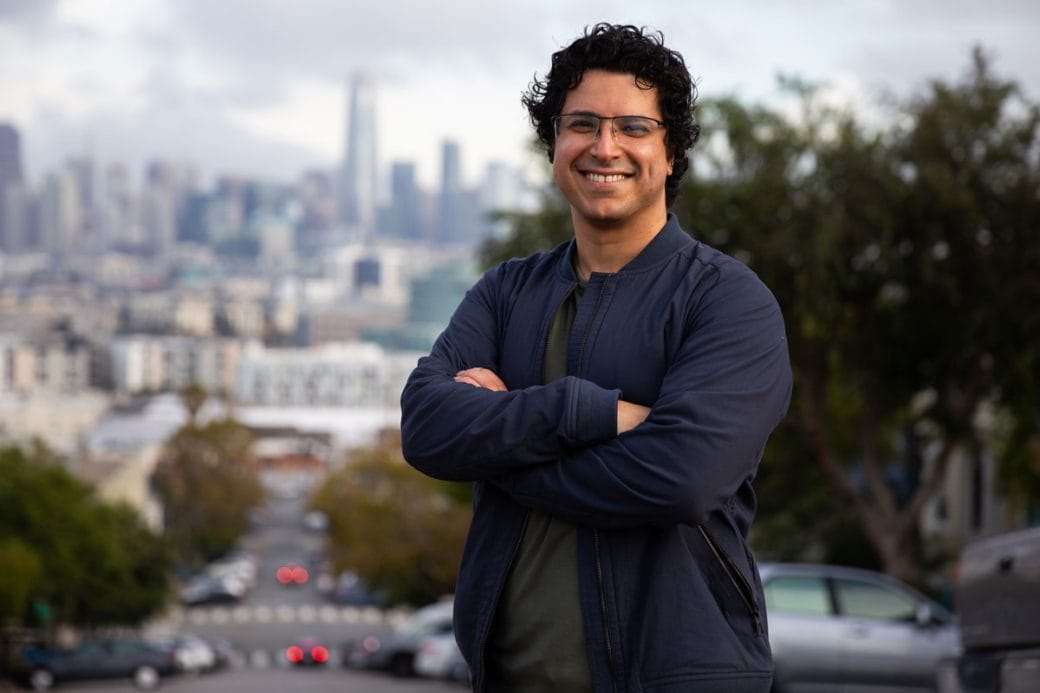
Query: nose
589 119 621 158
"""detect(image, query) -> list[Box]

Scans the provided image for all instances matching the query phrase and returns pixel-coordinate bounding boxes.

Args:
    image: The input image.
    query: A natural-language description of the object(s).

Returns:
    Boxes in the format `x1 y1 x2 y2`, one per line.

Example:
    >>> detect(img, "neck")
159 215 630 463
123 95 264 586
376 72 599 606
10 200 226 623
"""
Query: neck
572 211 668 278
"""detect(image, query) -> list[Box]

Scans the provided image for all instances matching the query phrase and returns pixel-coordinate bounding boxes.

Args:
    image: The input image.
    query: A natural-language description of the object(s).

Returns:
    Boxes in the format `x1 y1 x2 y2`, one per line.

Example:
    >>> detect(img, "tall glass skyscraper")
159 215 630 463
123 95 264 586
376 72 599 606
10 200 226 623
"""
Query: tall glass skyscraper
339 72 378 235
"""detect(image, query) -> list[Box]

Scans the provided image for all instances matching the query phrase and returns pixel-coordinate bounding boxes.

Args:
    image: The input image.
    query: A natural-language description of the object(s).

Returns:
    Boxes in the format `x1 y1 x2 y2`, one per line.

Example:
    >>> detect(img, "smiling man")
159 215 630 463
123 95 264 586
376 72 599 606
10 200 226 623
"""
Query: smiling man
401 23 792 693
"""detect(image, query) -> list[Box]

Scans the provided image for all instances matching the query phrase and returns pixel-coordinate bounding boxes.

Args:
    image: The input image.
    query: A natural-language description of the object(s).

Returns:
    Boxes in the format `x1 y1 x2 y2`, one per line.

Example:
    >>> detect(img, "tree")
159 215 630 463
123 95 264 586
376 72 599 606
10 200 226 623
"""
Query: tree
674 49 1040 583
310 431 470 606
153 416 264 567
0 445 172 628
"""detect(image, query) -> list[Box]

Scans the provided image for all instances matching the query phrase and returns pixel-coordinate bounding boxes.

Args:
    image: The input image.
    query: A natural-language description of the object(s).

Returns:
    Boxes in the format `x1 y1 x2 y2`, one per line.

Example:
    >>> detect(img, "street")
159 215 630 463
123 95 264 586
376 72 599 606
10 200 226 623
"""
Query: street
82 468 466 692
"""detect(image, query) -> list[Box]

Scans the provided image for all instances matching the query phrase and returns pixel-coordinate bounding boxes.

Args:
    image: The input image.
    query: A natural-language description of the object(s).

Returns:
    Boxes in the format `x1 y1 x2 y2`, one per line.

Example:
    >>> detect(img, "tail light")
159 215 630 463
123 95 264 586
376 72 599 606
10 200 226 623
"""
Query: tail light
286 645 304 663
310 645 329 663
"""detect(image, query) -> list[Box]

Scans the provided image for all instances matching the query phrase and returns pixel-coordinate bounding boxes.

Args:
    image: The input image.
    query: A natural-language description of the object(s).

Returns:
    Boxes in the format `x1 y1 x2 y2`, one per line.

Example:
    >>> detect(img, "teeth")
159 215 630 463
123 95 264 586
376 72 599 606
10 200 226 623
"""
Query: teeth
586 173 626 182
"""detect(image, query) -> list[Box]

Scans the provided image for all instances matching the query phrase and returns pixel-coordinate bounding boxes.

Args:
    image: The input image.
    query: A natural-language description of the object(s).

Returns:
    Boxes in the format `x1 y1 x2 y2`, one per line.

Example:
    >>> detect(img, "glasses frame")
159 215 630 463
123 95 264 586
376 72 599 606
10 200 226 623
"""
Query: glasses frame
552 113 667 141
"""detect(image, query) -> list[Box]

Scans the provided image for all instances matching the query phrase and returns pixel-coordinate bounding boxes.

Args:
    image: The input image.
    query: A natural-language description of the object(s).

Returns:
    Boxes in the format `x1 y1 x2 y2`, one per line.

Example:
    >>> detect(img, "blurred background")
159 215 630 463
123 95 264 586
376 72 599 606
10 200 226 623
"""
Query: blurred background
1 1 1038 691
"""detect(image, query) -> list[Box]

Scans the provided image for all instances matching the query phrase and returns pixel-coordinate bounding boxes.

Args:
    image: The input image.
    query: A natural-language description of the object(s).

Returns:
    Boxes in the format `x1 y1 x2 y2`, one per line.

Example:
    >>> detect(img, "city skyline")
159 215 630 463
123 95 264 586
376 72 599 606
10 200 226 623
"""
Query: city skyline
2 1 1039 190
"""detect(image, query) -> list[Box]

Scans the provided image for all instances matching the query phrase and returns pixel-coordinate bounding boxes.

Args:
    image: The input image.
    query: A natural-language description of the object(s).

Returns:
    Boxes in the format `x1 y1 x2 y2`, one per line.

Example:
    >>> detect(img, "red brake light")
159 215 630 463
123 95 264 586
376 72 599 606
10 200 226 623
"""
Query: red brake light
276 566 293 584
292 566 309 584
286 645 304 663
310 645 329 663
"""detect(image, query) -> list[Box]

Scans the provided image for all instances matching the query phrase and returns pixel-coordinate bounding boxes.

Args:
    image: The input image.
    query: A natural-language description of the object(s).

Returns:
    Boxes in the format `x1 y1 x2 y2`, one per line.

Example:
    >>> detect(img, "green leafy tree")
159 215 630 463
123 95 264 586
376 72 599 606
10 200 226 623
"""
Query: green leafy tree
310 431 470 606
153 416 264 567
674 49 1040 583
0 445 172 628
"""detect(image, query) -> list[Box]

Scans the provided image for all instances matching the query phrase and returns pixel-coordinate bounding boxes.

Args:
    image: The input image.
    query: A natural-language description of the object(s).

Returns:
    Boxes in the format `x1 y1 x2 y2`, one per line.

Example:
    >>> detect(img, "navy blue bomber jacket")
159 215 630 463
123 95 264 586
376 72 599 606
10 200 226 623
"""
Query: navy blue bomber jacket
400 215 793 692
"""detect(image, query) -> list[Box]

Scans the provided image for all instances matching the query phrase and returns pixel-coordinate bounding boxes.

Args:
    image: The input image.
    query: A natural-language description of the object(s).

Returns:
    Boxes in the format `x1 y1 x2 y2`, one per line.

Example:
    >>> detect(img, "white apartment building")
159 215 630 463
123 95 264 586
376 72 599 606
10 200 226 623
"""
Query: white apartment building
109 335 251 396
235 341 421 408
0 333 92 394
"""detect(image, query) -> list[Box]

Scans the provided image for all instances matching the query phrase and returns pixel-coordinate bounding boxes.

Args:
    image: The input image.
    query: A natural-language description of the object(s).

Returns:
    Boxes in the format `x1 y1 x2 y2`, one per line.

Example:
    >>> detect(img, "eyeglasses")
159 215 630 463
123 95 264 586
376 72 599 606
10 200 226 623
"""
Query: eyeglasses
553 113 666 141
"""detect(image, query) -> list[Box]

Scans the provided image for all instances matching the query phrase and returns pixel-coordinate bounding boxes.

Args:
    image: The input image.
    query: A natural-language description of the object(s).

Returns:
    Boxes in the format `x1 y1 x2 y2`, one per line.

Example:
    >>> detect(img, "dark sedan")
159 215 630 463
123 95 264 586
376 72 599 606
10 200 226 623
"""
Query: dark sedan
21 636 176 691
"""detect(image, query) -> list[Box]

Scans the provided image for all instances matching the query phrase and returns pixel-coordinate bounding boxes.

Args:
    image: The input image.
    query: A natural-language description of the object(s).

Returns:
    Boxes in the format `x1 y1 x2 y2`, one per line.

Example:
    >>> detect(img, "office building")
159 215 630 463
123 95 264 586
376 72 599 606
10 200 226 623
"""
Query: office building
340 72 378 234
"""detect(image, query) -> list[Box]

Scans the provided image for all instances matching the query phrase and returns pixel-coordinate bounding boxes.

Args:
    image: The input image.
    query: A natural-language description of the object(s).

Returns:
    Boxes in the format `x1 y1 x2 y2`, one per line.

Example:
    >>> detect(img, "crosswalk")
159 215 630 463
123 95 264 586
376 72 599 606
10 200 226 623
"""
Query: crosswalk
165 604 411 628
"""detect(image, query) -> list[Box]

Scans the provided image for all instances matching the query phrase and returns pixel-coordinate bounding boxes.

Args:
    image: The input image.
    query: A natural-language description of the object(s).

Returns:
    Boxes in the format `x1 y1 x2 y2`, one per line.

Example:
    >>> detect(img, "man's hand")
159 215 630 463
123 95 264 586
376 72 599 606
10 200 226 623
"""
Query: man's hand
617 400 650 434
455 367 508 392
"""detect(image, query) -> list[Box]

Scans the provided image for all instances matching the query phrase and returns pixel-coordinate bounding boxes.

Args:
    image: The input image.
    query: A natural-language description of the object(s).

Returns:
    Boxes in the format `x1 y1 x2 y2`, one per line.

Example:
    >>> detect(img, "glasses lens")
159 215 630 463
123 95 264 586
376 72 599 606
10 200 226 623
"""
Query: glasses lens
614 116 658 138
558 114 600 135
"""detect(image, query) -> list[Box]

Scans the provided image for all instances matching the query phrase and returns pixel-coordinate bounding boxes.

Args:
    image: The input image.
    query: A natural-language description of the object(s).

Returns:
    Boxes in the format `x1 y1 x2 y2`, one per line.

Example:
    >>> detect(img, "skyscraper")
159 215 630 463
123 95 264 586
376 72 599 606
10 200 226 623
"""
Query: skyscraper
437 139 479 245
0 123 24 251
0 123 22 189
340 72 378 234
386 161 422 239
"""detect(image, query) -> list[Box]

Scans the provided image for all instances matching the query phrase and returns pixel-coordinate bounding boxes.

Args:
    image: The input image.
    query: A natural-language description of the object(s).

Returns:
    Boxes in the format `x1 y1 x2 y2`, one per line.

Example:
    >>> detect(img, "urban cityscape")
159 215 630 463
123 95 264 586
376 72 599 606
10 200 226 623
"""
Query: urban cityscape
0 71 539 525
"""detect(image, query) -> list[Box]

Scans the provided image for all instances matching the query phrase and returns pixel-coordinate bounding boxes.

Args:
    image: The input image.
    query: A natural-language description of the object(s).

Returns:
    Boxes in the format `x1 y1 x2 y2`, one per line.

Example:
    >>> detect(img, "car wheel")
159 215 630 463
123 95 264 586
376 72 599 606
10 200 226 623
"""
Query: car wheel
389 653 413 677
29 669 54 691
133 665 161 690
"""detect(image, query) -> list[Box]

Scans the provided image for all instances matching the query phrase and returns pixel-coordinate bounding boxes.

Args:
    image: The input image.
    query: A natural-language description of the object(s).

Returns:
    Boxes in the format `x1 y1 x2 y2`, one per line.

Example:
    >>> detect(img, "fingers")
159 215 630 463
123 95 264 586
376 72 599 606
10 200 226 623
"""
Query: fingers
455 367 508 392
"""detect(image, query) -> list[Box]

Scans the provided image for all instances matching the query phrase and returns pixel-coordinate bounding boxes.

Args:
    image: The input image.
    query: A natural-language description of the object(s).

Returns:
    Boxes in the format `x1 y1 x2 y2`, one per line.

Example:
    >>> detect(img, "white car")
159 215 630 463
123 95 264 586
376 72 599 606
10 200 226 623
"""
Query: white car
148 634 216 674
414 631 468 683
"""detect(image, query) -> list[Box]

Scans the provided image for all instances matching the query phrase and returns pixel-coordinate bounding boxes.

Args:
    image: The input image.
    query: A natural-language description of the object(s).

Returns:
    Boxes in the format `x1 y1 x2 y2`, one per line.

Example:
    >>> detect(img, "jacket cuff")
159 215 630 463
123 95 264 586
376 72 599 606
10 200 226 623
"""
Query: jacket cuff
572 380 621 445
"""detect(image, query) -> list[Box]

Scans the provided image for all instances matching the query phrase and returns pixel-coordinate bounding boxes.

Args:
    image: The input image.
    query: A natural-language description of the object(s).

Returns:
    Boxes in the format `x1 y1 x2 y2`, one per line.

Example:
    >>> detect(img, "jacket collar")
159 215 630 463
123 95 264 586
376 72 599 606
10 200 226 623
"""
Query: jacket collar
557 213 693 280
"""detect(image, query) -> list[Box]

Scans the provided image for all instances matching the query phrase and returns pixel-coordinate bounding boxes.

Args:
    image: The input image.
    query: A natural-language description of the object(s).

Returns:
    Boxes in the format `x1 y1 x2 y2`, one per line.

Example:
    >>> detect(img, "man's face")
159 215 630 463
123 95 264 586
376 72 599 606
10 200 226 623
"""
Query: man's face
552 69 672 233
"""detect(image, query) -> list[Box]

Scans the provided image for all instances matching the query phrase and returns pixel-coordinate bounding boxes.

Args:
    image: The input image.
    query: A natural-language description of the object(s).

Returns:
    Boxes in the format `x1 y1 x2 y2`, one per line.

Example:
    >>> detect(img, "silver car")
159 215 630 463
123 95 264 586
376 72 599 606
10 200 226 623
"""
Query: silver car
760 562 960 692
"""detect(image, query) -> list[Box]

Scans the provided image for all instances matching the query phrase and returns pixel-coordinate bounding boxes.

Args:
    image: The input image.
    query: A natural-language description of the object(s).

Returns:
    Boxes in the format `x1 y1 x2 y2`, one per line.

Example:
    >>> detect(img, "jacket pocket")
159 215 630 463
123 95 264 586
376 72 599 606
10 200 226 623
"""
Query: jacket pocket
697 525 765 635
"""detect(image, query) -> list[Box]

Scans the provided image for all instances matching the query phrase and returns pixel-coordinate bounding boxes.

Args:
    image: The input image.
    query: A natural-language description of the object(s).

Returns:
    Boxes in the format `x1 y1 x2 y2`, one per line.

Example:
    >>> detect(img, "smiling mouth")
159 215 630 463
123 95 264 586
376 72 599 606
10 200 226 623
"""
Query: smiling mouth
584 172 630 183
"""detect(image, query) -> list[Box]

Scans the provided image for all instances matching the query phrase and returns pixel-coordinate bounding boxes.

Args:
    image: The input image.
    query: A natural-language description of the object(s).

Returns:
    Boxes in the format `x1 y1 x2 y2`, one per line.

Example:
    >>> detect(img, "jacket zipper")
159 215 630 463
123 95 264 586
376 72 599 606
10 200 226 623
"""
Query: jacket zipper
697 525 765 635
582 277 618 690
594 528 619 693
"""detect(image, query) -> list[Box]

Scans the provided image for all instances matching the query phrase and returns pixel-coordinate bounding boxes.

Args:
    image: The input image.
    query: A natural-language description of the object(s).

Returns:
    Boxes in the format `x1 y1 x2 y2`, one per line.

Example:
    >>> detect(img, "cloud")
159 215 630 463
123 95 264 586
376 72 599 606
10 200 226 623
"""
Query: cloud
5 0 1040 188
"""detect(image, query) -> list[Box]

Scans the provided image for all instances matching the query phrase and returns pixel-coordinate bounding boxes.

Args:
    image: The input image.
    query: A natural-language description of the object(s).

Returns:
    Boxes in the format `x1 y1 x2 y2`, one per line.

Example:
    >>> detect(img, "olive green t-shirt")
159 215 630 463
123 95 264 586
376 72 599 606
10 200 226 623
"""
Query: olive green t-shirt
484 277 593 692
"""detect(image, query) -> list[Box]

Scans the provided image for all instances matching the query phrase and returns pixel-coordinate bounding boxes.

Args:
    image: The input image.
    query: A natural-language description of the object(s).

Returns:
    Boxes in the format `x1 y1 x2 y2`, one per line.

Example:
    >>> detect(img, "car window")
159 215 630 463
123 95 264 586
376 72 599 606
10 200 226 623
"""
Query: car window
832 577 917 621
77 642 108 657
764 576 831 616
111 641 142 656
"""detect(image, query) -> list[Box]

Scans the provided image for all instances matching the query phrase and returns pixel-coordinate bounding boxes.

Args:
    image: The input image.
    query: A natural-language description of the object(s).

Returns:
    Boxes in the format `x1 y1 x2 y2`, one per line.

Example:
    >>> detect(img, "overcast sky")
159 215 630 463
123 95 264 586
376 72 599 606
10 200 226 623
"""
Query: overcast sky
2 0 1037 190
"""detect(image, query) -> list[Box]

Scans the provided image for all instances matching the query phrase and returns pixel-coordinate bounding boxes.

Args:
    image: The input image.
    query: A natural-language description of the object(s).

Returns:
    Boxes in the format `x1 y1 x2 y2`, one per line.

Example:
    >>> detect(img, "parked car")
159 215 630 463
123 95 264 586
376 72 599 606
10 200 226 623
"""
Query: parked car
414 631 469 684
344 598 454 677
147 633 216 674
937 526 1040 692
760 562 960 692
179 572 246 605
20 637 176 691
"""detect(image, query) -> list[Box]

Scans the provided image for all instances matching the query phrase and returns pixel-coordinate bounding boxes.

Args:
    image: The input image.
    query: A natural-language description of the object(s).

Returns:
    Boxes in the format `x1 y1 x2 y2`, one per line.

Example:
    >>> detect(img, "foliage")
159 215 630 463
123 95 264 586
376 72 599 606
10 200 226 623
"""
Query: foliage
674 48 1040 582
0 445 172 628
152 415 264 567
477 184 572 268
310 431 471 606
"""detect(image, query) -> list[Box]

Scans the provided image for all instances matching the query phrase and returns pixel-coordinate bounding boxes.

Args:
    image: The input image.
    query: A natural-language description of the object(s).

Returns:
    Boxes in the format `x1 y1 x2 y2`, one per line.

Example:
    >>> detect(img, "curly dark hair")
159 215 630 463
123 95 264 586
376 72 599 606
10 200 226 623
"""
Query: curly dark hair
522 23 699 207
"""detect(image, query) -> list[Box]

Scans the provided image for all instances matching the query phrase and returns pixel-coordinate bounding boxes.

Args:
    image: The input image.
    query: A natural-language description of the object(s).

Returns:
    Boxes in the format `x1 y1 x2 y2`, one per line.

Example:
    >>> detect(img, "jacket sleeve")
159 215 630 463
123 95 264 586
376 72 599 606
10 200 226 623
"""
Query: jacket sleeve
400 262 620 482
492 267 793 529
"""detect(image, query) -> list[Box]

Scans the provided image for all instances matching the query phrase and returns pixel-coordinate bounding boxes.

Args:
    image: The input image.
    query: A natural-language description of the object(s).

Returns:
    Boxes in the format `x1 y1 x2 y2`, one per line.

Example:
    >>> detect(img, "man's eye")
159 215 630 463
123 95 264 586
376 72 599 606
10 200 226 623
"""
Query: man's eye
565 117 598 132
619 118 653 136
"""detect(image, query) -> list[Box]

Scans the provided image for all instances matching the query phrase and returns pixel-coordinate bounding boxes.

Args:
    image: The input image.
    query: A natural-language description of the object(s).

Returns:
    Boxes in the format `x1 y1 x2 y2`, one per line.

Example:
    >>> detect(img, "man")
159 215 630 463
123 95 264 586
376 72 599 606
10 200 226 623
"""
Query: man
401 23 792 693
